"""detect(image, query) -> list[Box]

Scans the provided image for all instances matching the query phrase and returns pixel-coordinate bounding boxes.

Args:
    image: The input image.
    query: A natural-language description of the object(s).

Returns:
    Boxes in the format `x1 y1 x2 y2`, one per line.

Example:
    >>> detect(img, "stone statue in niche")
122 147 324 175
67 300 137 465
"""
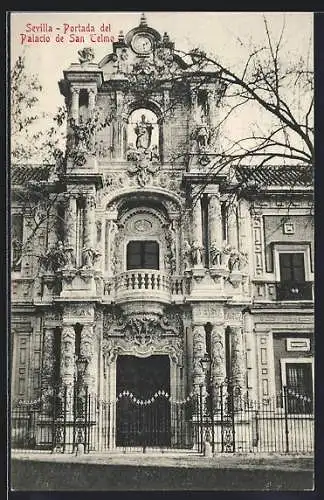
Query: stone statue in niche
210 241 221 267
228 249 248 272
183 240 192 270
191 240 204 266
196 124 210 150
39 240 69 272
81 247 101 268
64 246 76 269
164 221 177 274
135 114 153 150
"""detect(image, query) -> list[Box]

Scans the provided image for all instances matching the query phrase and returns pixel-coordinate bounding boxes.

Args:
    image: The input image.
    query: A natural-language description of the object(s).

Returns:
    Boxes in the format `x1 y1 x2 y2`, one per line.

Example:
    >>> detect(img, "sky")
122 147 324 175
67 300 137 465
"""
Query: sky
10 11 313 164
10 11 313 116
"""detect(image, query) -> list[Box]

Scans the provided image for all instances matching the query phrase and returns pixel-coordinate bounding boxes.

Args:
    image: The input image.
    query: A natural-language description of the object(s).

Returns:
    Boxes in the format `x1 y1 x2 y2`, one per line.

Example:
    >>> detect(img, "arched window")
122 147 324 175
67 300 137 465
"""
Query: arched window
127 240 159 270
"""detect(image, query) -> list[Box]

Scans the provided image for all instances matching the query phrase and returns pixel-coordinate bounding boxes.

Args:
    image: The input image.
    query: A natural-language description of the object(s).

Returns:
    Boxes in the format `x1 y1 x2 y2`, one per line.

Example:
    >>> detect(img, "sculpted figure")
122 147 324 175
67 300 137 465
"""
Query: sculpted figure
183 240 192 270
135 114 153 150
81 247 100 268
228 250 240 272
196 124 210 150
78 47 95 64
210 241 221 267
191 240 204 266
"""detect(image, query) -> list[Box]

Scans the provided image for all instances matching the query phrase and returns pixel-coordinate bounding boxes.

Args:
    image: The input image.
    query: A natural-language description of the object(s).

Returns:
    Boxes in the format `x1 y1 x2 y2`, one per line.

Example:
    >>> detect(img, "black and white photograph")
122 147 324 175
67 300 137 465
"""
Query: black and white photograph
9 10 314 491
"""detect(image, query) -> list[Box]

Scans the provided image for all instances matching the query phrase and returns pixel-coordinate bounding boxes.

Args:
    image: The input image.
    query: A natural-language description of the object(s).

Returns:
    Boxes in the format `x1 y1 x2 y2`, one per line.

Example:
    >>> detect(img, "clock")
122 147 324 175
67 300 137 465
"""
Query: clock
131 33 153 54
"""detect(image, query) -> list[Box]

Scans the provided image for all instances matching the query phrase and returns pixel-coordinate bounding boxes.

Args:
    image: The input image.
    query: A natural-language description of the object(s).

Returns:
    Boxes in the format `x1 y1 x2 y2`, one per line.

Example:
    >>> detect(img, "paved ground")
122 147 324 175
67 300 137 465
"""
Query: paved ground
10 451 314 491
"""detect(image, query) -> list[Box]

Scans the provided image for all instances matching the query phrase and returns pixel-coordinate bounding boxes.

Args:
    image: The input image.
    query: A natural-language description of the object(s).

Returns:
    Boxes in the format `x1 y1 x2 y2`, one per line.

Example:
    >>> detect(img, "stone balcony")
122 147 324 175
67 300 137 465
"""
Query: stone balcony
105 270 186 304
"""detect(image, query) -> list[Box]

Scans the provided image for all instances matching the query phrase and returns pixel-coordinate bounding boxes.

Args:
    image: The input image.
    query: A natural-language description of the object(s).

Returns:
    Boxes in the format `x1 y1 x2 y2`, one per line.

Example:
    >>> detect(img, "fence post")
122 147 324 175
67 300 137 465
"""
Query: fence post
63 385 67 454
199 384 204 454
84 385 88 453
283 386 289 454
210 386 215 453
220 385 224 453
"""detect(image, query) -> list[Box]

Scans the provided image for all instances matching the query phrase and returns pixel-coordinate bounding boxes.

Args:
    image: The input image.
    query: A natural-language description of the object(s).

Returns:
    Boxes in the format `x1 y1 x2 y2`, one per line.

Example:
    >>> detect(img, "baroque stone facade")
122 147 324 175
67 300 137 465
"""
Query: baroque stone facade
11 14 314 450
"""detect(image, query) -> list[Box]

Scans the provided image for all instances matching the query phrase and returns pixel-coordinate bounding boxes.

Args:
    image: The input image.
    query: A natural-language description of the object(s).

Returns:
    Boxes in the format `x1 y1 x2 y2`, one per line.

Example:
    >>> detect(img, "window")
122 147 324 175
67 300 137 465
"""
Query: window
276 252 312 300
281 360 313 414
11 214 23 271
127 241 159 270
279 253 305 282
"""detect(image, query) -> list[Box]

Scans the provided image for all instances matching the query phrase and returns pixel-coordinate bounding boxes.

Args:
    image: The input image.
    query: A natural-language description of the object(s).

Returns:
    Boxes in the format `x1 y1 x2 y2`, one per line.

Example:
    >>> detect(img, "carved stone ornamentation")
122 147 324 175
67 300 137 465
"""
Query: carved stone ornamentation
102 336 183 366
191 240 204 267
126 147 160 187
41 328 55 395
210 326 226 386
192 325 206 393
210 241 222 267
230 327 246 396
78 47 95 64
60 326 75 382
164 221 177 274
39 241 71 273
81 246 101 268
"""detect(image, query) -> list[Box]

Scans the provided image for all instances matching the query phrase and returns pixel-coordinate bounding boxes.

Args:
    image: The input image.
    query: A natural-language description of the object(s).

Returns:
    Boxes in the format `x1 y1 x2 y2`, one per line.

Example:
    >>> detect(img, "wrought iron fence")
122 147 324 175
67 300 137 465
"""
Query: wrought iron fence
11 385 314 454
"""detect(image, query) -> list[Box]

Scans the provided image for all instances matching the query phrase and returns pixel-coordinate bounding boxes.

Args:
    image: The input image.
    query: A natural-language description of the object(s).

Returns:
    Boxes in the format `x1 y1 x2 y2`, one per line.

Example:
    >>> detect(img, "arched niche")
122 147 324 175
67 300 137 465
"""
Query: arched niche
126 101 164 161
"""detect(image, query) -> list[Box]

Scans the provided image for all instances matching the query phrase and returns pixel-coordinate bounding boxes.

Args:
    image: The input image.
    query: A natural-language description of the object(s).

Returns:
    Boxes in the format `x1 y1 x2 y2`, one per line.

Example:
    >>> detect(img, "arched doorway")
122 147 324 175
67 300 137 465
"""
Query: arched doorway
116 355 171 447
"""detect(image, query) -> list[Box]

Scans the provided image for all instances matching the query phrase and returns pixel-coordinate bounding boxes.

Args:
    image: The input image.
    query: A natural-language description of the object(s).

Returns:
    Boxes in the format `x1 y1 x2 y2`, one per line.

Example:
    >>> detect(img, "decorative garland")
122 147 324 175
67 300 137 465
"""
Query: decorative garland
116 389 195 406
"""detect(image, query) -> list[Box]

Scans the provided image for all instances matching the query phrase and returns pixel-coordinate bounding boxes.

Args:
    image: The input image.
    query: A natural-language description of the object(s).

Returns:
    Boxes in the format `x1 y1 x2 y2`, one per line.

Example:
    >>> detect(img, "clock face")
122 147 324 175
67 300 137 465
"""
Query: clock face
132 34 153 54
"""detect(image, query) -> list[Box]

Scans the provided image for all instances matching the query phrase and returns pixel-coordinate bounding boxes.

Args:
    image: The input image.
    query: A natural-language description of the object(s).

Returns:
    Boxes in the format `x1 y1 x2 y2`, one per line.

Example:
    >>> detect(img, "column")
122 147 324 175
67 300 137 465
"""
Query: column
210 325 226 409
83 194 96 249
227 201 238 249
65 195 77 249
190 87 199 124
114 90 124 159
87 89 97 151
80 325 97 396
47 201 58 249
208 191 222 266
60 326 75 418
192 325 206 394
71 88 80 124
41 328 55 403
88 88 96 113
230 326 246 396
191 187 204 251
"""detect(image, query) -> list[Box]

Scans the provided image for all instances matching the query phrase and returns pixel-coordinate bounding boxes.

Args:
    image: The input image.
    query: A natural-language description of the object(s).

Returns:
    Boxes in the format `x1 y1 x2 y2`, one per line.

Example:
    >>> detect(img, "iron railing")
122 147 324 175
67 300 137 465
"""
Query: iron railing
11 385 314 454
276 281 313 301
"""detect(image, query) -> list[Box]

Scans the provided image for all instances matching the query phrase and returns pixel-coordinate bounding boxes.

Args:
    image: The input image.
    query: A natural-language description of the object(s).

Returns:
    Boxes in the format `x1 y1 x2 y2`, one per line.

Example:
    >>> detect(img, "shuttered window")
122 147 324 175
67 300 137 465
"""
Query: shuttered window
279 253 305 282
127 241 159 270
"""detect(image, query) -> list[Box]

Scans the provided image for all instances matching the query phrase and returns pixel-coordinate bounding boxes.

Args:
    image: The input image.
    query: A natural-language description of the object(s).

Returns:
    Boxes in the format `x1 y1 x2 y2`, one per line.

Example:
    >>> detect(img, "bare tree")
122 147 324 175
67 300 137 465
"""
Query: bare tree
178 16 313 175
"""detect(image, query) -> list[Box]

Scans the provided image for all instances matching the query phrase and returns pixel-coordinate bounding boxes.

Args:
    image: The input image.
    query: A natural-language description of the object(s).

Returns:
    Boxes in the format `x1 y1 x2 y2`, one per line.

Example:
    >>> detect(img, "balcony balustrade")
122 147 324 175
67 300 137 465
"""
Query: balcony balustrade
114 269 183 303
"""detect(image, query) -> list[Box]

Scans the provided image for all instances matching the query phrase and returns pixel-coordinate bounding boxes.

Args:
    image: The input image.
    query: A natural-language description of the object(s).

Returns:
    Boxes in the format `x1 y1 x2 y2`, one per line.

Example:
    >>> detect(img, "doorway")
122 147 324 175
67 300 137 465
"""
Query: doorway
116 355 171 447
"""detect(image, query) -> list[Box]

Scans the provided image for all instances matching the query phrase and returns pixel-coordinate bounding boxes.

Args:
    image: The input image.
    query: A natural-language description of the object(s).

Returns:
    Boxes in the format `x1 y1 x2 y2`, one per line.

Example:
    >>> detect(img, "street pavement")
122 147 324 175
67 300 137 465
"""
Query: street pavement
11 451 314 491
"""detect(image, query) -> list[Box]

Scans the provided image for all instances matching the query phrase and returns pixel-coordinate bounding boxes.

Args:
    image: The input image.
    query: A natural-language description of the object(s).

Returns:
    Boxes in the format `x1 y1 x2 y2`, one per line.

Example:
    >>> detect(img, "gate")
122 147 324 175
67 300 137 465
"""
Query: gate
101 389 200 452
